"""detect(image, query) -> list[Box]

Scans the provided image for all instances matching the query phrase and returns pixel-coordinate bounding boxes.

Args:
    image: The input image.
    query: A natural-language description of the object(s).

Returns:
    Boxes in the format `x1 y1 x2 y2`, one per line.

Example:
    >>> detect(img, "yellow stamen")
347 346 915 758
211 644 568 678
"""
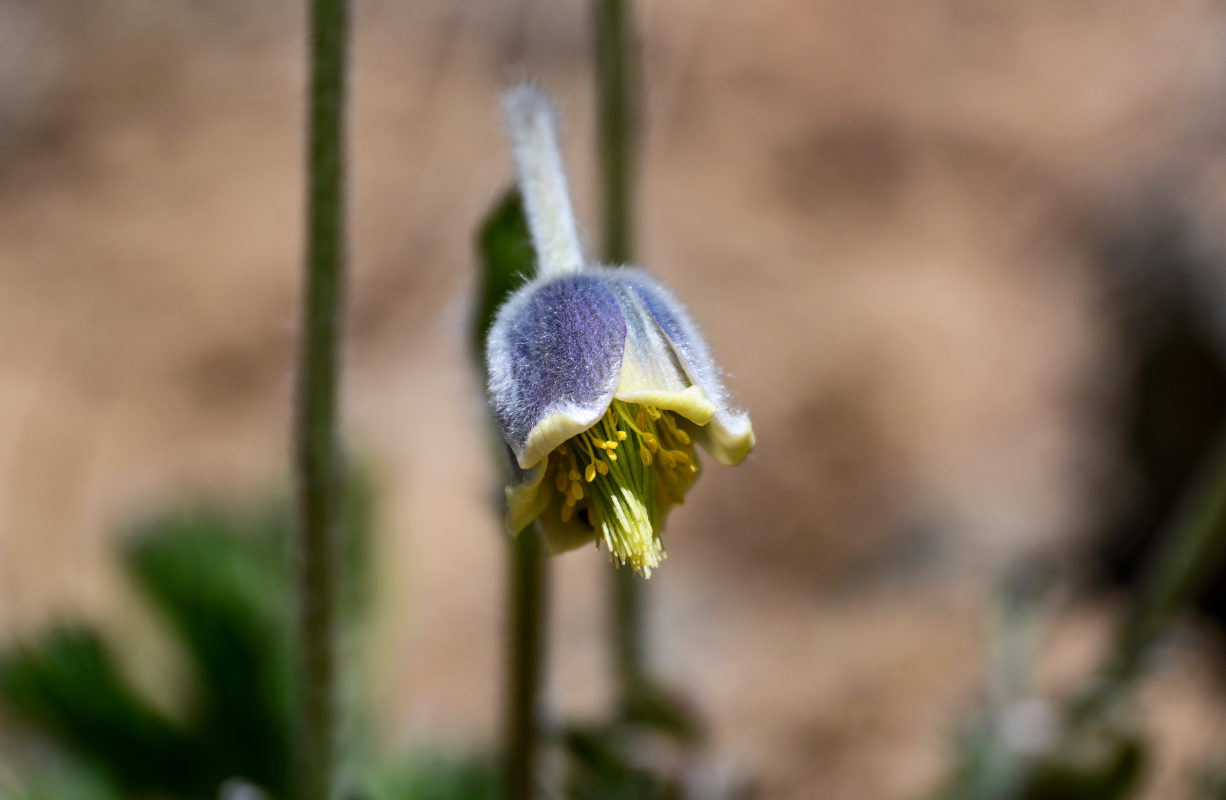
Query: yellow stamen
541 400 701 577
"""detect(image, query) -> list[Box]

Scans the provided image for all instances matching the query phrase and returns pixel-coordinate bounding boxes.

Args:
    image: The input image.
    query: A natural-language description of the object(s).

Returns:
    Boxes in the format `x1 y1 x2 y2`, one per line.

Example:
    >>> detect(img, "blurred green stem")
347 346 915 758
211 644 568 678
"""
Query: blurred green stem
593 0 649 708
1073 424 1226 725
612 569 647 697
594 0 635 267
293 0 349 799
504 527 547 800
477 195 546 799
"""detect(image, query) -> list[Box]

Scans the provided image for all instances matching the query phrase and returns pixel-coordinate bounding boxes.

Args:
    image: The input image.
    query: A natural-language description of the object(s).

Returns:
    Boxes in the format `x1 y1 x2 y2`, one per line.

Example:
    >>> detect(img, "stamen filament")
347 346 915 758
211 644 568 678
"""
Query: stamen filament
543 400 700 576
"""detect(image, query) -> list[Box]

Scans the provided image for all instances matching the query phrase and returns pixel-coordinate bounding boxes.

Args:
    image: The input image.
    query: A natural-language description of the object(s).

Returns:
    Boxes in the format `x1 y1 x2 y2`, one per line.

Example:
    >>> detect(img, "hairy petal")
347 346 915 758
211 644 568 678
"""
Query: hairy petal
487 273 628 468
600 268 717 424
611 268 755 465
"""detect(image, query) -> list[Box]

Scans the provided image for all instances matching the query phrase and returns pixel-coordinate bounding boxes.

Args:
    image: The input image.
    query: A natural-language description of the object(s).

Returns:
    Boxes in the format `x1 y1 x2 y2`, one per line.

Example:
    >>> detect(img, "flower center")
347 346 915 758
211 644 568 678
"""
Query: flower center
547 401 699 577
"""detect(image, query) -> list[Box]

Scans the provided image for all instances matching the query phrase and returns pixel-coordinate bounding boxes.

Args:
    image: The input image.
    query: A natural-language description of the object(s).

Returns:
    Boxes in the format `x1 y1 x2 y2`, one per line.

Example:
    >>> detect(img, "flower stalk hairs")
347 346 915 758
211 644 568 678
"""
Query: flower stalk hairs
487 86 754 577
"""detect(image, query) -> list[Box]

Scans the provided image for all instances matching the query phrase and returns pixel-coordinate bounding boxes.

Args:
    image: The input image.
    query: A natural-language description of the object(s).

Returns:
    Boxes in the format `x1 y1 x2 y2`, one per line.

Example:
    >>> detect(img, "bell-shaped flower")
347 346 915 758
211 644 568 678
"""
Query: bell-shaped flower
485 86 754 576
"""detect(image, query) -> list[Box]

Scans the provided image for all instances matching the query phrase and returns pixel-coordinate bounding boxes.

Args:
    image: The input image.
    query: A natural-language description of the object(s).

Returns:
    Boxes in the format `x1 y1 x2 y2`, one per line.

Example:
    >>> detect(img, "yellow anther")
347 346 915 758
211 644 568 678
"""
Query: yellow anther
552 401 701 574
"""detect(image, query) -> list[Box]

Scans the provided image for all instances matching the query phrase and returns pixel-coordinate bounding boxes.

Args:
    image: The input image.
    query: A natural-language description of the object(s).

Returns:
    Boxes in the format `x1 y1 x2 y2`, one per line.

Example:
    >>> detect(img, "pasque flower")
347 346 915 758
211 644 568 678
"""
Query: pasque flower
486 86 753 576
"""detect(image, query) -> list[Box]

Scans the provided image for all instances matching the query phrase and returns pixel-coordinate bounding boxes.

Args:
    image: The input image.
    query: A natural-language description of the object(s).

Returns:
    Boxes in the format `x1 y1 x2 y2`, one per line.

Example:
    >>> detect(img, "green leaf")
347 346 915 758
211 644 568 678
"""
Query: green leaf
0 759 122 800
122 507 295 796
472 189 532 363
1017 736 1146 800
0 627 201 796
349 753 499 800
0 473 379 799
561 724 681 800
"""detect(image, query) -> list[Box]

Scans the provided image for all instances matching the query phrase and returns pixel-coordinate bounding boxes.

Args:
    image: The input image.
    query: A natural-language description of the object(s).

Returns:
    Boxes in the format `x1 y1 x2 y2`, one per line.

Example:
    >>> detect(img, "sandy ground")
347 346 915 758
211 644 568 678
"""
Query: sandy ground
0 1 1224 797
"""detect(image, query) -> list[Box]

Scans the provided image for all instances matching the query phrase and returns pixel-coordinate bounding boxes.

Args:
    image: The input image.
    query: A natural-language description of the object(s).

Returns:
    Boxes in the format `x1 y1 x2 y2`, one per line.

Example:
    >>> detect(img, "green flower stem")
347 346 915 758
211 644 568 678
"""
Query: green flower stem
612 568 647 695
1072 424 1226 726
593 0 648 707
594 0 635 266
503 526 548 800
293 1 349 799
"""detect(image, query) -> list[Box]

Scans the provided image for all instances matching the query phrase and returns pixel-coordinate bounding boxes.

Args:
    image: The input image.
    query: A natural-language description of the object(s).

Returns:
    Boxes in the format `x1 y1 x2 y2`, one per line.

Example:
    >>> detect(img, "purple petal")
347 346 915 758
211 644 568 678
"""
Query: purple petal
486 273 627 467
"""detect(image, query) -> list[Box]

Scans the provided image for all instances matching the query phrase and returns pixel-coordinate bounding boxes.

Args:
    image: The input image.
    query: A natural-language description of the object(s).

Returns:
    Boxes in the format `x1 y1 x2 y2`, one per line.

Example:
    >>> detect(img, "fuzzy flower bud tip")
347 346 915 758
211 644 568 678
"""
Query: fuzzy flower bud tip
486 87 754 576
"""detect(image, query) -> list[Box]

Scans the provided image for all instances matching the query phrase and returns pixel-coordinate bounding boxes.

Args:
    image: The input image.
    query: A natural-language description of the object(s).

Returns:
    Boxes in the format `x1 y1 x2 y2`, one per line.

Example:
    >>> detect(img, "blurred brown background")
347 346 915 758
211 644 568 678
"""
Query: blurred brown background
1 1 1225 797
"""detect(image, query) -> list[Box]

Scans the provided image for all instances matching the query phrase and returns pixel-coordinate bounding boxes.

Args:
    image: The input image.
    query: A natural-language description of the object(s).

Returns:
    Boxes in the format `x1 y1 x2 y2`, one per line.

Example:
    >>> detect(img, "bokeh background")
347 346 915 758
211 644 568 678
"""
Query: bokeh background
1 1 1225 797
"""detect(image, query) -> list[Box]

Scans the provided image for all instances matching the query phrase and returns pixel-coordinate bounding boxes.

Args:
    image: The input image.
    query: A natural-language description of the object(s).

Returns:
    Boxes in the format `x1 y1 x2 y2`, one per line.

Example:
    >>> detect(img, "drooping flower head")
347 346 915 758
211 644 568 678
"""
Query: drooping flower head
486 86 753 576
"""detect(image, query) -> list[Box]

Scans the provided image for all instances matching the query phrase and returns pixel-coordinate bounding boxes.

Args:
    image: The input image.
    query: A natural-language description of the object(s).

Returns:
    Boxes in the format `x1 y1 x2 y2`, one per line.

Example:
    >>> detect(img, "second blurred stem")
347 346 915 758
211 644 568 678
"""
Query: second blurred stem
594 0 634 267
505 527 547 800
613 569 647 697
593 0 648 710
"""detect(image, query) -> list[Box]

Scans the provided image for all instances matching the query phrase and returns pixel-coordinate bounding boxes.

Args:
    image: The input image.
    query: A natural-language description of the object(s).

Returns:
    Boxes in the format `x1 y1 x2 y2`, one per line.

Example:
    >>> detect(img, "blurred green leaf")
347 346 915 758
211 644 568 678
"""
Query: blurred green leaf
123 506 294 796
618 683 704 745
0 759 122 800
1017 736 1145 800
932 721 1024 800
352 753 500 800
0 627 201 796
472 189 532 363
934 731 1146 800
561 724 682 800
0 469 379 799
